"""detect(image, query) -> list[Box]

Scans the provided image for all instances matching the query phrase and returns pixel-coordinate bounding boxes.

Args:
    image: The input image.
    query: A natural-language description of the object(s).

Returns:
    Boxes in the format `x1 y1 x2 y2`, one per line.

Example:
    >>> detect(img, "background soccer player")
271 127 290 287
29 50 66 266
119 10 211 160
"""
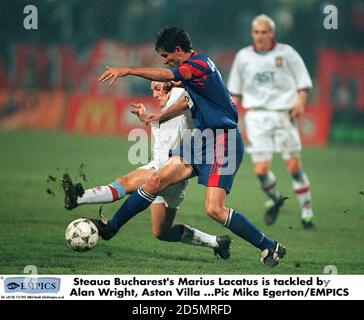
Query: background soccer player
227 14 315 229
96 26 286 267
62 81 232 258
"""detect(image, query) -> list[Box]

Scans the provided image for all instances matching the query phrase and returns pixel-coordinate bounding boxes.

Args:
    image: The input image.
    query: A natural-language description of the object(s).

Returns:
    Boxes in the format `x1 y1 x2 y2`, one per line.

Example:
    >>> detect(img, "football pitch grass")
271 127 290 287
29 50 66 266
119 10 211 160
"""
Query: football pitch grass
0 130 363 275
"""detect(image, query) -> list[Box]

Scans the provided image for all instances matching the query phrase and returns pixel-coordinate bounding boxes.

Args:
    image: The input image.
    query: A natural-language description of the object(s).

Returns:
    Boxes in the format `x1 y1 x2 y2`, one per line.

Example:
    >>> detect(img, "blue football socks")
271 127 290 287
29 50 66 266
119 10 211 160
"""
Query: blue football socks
108 187 156 231
225 209 275 250
167 224 184 242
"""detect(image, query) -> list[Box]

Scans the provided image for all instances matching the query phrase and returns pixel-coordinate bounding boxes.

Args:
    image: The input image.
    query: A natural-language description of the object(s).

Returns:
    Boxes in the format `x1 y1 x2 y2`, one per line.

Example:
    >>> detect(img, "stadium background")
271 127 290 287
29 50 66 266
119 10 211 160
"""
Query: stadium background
0 0 363 274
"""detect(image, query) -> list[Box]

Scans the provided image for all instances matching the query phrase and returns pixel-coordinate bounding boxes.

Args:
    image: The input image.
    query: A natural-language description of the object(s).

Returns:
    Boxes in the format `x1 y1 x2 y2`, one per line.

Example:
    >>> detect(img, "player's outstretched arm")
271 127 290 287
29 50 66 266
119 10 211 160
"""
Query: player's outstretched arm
99 66 175 86
148 95 189 123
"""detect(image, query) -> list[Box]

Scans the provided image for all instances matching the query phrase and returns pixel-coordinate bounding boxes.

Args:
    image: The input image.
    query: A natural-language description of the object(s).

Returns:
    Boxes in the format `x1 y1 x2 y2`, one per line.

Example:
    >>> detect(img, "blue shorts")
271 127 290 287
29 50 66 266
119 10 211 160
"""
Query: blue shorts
172 128 244 193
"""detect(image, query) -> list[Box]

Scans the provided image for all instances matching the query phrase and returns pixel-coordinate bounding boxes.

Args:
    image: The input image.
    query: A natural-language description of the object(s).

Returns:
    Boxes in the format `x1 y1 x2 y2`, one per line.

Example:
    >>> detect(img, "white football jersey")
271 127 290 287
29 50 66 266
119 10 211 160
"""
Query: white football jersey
227 43 312 110
151 87 194 168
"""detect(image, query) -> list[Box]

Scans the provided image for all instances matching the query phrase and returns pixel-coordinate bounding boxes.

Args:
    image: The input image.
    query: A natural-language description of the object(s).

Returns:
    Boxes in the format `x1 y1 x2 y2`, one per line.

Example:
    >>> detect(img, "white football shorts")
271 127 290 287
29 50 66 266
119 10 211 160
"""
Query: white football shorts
139 160 187 209
245 110 302 162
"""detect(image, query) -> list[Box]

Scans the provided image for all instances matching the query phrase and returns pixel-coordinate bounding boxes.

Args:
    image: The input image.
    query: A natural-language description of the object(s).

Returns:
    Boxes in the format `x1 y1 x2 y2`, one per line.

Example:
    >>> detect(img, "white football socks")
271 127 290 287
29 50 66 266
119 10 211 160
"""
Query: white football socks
258 171 282 202
77 186 114 204
292 173 314 220
77 182 125 205
180 225 218 248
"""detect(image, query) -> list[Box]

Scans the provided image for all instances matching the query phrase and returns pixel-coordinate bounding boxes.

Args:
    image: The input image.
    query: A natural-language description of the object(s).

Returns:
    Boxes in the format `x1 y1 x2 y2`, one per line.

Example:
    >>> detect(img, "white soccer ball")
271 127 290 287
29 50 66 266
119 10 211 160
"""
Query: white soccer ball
65 218 99 252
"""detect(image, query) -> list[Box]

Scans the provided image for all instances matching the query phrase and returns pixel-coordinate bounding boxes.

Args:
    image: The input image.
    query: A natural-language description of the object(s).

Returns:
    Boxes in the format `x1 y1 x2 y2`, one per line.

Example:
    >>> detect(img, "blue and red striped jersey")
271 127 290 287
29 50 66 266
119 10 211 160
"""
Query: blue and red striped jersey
171 54 238 130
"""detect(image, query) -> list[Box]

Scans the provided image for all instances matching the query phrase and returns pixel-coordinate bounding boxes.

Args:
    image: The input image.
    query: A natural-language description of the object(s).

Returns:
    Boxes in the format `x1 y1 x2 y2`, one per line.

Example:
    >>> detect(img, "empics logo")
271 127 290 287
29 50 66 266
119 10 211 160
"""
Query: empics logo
5 282 20 290
4 277 60 294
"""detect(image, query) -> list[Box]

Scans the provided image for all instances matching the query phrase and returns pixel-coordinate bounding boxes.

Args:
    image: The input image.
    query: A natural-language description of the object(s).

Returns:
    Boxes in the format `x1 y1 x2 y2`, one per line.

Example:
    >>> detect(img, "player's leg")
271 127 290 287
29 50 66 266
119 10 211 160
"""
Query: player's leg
245 111 284 225
284 155 315 229
79 169 154 205
95 156 194 240
252 157 285 225
197 128 285 266
151 204 177 240
62 168 154 210
278 112 315 229
204 186 286 267
253 158 283 203
151 185 231 259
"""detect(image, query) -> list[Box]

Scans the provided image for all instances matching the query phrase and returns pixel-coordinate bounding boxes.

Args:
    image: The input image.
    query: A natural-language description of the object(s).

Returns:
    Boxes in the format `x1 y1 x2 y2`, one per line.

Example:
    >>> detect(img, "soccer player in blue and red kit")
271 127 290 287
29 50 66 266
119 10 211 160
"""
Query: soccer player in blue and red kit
96 26 286 266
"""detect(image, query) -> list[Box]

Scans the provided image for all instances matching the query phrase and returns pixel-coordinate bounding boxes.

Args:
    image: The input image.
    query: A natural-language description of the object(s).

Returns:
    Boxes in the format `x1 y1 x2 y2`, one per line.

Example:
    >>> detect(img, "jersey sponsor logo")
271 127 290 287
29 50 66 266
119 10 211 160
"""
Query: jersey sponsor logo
275 56 283 67
253 71 275 84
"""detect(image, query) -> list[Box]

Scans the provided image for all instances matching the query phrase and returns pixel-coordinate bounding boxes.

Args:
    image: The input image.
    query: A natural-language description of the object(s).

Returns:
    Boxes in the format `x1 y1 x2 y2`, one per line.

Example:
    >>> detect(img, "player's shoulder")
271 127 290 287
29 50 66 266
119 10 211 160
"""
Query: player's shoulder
170 87 185 96
189 53 209 63
233 46 255 62
275 43 300 55
186 53 210 68
166 87 185 106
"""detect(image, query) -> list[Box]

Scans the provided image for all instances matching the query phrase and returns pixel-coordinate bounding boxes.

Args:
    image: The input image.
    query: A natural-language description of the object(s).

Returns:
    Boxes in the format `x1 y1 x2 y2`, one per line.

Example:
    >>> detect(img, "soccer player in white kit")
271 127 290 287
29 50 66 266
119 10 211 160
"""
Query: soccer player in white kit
62 81 231 258
227 14 315 229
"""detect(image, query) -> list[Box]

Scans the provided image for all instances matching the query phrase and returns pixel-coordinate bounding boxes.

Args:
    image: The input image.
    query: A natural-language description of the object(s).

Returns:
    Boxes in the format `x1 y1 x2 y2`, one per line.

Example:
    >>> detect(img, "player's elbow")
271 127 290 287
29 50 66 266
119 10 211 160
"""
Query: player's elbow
161 69 175 82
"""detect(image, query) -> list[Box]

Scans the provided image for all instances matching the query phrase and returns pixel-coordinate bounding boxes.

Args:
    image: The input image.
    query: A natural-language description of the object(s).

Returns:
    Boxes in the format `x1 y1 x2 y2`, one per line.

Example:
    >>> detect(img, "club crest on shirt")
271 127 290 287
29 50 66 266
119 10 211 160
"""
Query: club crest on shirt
275 56 283 67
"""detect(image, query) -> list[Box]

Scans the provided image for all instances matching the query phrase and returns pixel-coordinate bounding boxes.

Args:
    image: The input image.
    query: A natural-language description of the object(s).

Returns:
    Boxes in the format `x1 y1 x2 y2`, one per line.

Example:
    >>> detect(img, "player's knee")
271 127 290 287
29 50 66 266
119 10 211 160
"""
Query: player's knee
146 173 164 193
254 163 270 176
286 159 301 174
115 176 128 188
205 204 225 223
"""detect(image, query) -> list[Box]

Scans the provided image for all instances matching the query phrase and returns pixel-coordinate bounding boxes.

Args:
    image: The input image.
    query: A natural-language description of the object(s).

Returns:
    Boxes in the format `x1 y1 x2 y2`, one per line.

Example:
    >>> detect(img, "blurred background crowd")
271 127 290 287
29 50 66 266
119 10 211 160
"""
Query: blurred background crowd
1 0 363 144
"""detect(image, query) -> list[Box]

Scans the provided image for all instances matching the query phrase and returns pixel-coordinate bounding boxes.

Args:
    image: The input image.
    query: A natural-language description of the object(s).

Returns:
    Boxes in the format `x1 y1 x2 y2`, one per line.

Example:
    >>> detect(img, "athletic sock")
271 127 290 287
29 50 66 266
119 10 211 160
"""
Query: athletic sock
167 224 218 248
224 208 275 250
257 171 282 202
108 187 156 231
77 182 126 205
291 170 314 220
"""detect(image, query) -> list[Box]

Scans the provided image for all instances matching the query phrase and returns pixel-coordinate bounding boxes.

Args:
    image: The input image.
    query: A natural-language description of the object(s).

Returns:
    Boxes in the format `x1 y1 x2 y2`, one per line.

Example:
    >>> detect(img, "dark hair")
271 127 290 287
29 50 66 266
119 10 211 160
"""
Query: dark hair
155 26 193 53
163 82 173 92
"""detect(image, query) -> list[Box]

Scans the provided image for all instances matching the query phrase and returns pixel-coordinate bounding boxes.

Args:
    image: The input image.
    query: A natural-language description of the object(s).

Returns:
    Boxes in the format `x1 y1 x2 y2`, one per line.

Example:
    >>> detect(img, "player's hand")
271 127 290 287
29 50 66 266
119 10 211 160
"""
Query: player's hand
98 67 129 86
130 103 146 116
290 101 305 119
131 103 149 124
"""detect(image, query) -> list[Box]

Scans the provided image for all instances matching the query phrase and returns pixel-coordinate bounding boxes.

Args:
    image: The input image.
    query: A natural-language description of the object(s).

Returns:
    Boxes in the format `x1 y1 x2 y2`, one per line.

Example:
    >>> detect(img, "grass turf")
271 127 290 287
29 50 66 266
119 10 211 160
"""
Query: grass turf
0 130 363 274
